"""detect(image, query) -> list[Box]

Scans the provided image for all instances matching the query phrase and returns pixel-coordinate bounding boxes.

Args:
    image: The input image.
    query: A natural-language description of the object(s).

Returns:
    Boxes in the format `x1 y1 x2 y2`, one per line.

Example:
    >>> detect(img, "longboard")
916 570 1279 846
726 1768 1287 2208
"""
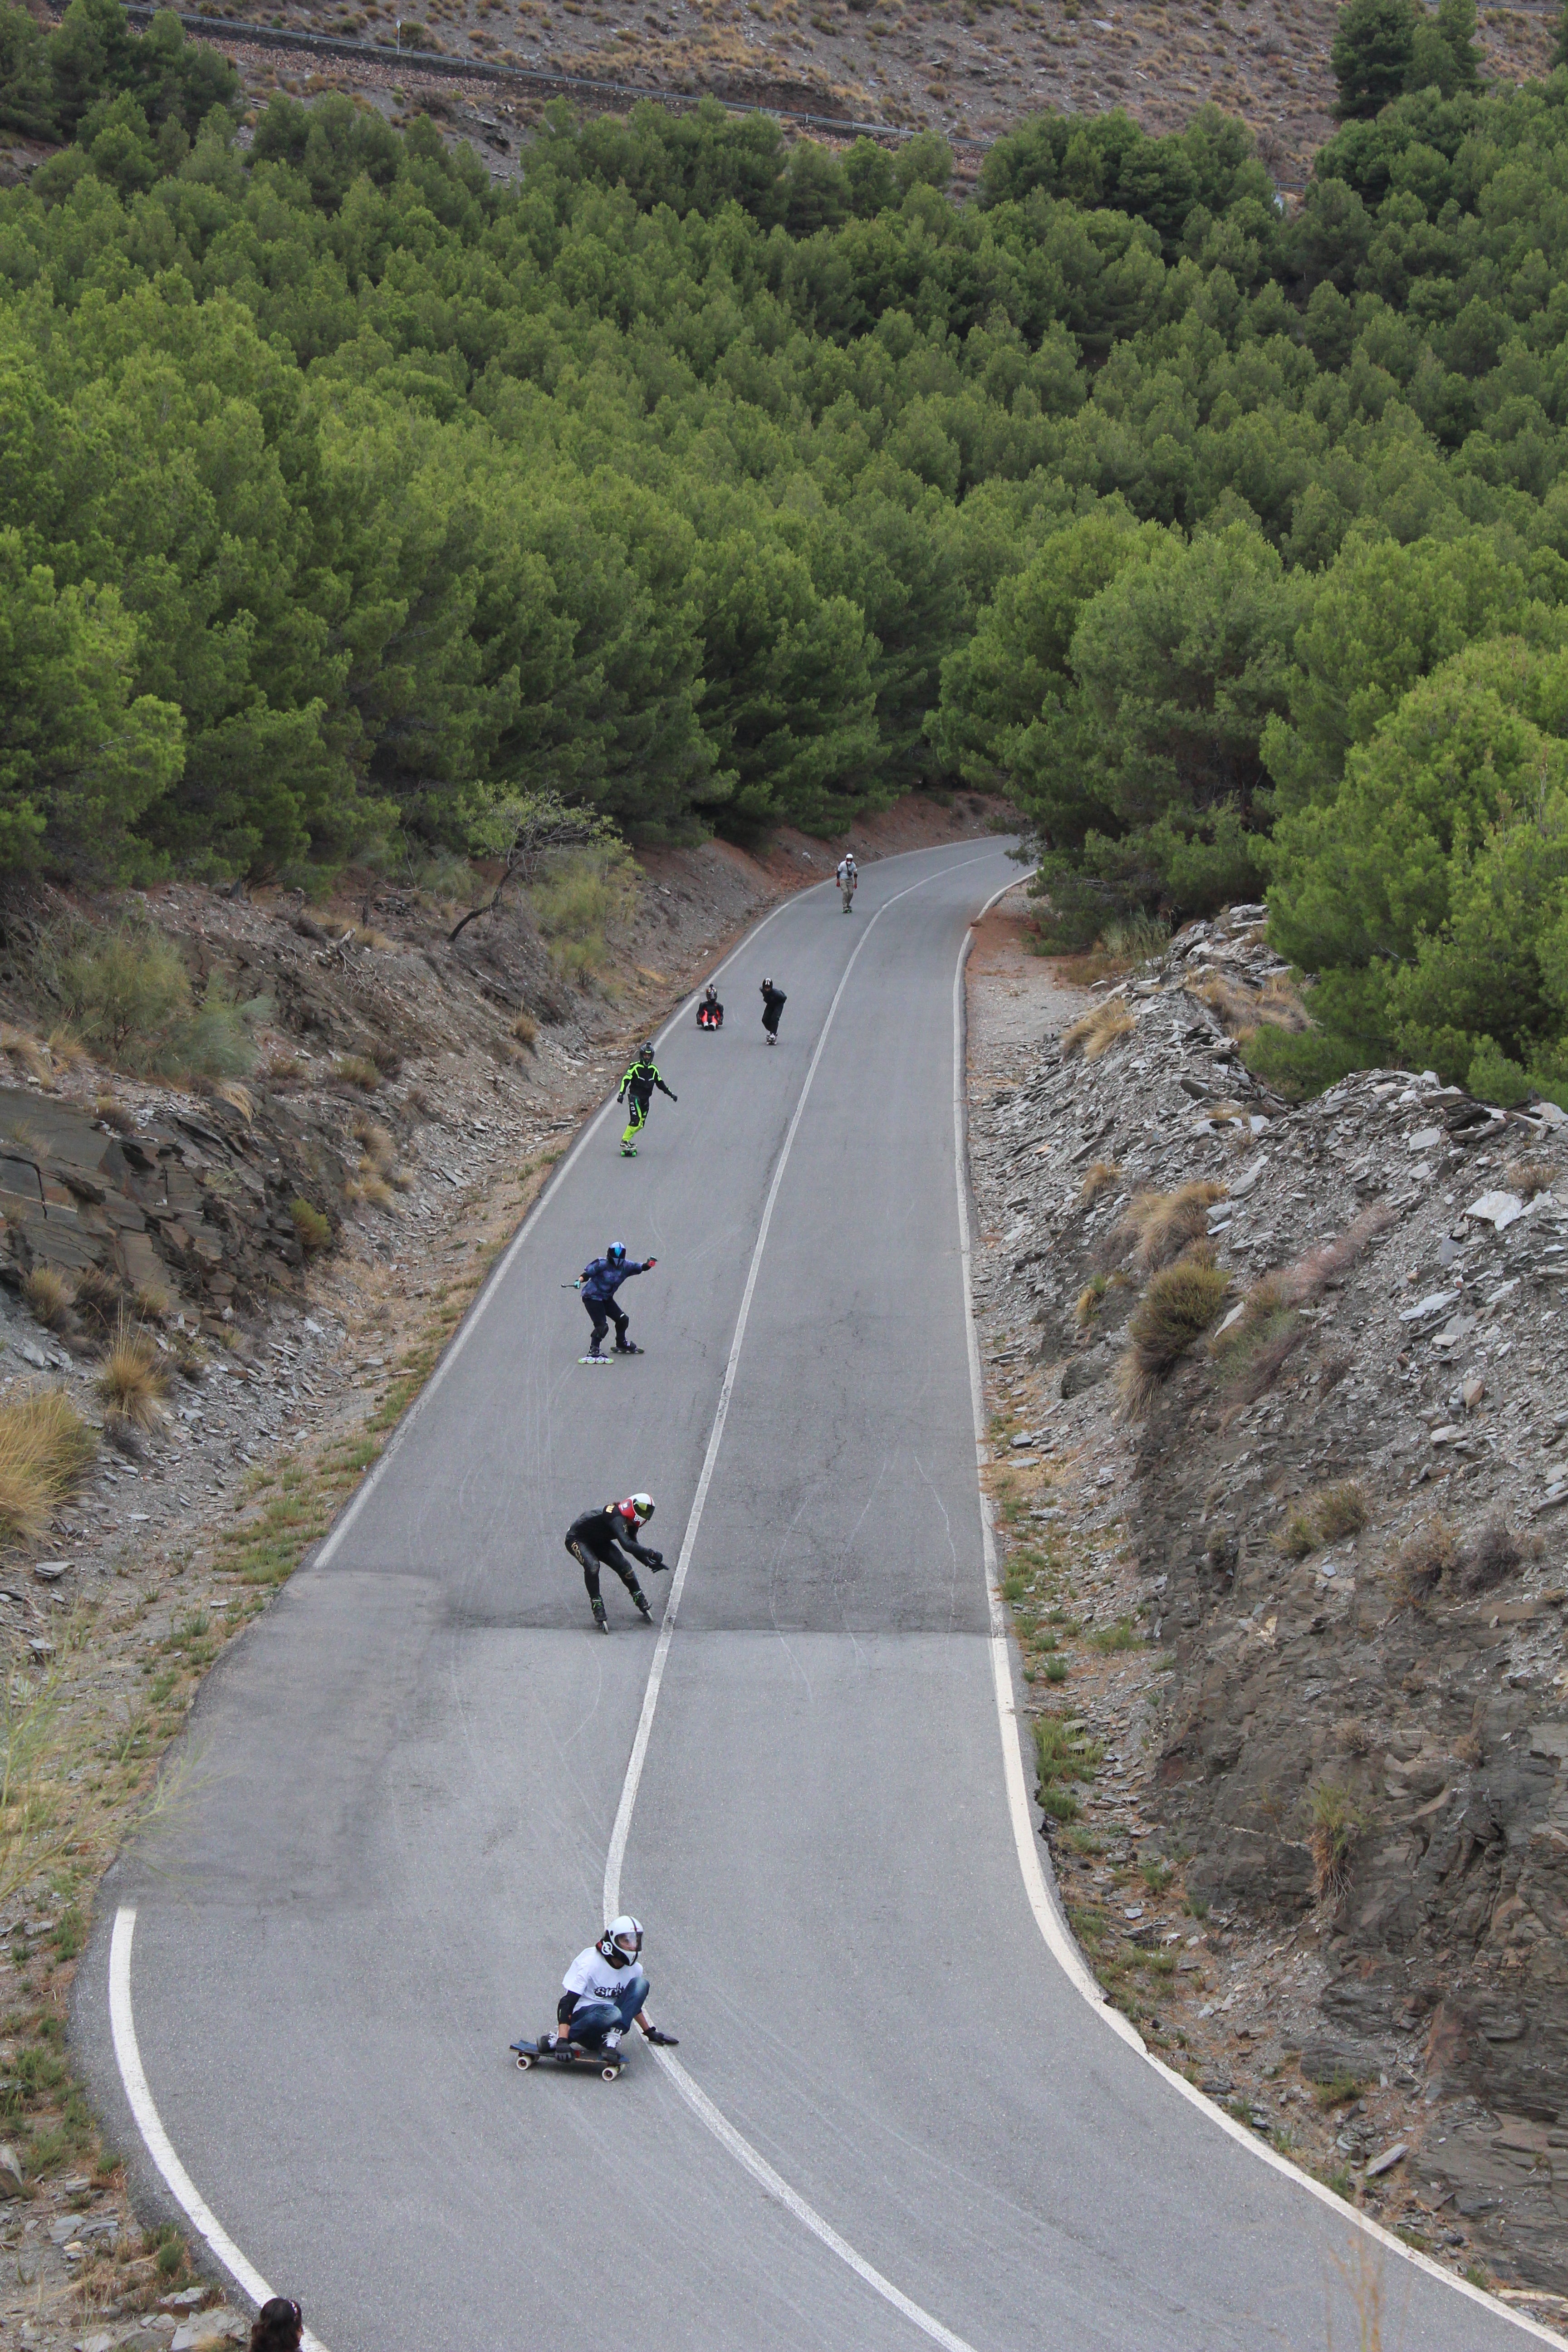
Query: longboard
511 2035 623 2081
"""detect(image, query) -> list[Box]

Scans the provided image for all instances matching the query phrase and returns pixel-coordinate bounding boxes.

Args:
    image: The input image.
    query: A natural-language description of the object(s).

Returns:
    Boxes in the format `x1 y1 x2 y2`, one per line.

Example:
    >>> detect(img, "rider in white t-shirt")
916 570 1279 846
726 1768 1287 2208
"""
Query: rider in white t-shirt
543 1916 679 2054
837 853 858 912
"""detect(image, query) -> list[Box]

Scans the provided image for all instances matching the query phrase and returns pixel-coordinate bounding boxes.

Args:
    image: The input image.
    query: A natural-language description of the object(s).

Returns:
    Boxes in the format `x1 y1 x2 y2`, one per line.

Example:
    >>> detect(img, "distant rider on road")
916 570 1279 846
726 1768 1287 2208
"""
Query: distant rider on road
837 854 858 912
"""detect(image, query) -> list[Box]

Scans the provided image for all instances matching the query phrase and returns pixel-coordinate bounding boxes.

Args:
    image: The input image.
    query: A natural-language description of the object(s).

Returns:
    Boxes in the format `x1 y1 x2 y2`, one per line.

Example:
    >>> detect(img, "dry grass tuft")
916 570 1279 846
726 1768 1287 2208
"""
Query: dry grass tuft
1061 1000 1135 1062
213 1080 253 1122
1078 1159 1121 1207
22 1268 72 1333
512 1008 539 1049
359 1175 395 1210
95 1318 169 1432
1335 1716 1373 1757
1117 1256 1230 1412
265 1052 305 1087
1306 1780 1362 1901
351 926 392 951
133 1283 173 1325
46 1027 88 1071
353 1115 395 1171
0 1385 97 1543
1076 1273 1110 1329
333 1054 381 1091
1506 1156 1558 1201
71 1264 124 1333
1390 1517 1458 1609
1278 1482 1369 1560
94 1093 135 1133
0 1026 54 1088
1115 1181 1227 1274
1188 967 1309 1041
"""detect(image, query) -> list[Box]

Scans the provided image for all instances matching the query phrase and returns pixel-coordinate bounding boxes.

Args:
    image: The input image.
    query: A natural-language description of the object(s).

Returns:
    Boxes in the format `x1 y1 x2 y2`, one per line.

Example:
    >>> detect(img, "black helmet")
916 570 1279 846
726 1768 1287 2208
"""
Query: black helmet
607 1242 626 1265
640 1039 655 1059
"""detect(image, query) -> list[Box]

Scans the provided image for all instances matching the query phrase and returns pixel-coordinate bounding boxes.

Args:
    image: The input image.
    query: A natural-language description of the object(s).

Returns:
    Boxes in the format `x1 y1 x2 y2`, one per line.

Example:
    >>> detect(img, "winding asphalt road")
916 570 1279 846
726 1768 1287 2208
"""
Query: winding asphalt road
79 842 1542 2352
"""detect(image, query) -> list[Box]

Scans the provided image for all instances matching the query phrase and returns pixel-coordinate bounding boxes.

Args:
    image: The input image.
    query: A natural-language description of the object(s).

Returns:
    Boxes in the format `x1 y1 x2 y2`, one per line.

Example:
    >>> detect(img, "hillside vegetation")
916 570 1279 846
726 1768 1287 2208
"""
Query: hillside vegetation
6 0 1568 1098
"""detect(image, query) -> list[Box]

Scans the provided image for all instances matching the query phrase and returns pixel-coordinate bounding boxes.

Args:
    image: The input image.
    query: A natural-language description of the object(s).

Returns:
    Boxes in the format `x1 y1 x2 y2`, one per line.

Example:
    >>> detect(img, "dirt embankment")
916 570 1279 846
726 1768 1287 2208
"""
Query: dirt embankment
0 791 1004 2352
967 893 1568 2319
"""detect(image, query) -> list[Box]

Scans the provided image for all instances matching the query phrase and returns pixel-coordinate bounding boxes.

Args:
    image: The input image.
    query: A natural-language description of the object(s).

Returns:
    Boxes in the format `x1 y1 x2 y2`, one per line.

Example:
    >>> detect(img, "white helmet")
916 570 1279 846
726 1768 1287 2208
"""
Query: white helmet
599 1914 643 1967
626 1493 654 1524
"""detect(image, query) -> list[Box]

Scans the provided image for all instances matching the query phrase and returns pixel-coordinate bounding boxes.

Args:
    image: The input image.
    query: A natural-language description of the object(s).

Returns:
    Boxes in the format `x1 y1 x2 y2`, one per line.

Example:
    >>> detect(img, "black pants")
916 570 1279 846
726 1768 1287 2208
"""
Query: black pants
566 1537 645 1609
583 1294 628 1353
762 1002 783 1036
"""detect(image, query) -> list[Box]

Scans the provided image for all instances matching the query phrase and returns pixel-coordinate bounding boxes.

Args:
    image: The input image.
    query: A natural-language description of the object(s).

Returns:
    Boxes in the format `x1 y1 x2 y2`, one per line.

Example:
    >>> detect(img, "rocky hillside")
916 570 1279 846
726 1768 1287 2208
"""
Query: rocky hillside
967 899 1568 2312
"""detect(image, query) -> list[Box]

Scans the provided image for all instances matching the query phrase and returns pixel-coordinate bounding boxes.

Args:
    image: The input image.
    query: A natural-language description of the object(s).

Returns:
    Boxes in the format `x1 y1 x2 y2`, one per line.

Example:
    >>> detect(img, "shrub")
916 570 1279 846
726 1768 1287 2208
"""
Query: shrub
333 1055 381 1091
1062 1000 1135 1061
1279 1508 1317 1562
1120 1257 1230 1411
0 1385 97 1543
1209 1274 1306 1407
95 1319 169 1431
1505 1156 1558 1201
1317 1481 1369 1541
1461 1519 1524 1596
1100 911 1170 962
1390 1516 1456 1607
1090 1617 1140 1652
54 923 191 1061
51 923 263 1079
290 1198 332 1252
1078 1159 1120 1206
512 1009 539 1049
21 1267 71 1332
529 847 637 976
1306 1780 1362 1900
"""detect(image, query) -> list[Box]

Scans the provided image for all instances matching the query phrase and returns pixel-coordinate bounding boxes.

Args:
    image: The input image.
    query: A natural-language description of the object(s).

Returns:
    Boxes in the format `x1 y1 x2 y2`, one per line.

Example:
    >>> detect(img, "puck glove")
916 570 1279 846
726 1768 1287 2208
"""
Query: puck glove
642 2026 678 2047
644 1255 657 1268
647 1549 666 1571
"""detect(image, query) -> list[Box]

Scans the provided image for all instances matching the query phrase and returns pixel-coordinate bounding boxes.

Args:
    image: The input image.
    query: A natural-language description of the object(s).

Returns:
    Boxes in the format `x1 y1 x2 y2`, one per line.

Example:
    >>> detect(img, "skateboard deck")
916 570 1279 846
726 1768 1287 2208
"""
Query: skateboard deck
511 2035 623 2080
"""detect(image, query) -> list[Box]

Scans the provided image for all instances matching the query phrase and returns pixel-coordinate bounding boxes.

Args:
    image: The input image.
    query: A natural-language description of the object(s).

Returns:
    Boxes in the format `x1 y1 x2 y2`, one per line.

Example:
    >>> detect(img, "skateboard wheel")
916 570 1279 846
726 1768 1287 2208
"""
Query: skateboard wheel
516 2052 533 2070
601 2062 621 2082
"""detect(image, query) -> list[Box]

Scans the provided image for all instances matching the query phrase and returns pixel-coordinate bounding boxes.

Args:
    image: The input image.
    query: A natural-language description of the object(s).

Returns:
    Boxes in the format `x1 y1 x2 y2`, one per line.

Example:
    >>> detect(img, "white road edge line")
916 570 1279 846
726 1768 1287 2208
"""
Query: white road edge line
951 884 1565 2351
110 1907 332 2352
604 849 1002 2352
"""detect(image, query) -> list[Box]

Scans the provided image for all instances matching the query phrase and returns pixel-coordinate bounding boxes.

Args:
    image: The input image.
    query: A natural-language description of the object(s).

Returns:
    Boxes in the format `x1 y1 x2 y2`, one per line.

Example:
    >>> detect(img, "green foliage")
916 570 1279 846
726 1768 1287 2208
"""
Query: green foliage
50 919 263 1076
1332 0 1418 118
5 2 1568 1114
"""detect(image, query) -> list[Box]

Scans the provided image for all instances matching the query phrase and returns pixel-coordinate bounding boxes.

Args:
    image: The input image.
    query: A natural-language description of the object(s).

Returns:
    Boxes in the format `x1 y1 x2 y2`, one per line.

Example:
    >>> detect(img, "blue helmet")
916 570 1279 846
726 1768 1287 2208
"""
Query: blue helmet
607 1242 626 1265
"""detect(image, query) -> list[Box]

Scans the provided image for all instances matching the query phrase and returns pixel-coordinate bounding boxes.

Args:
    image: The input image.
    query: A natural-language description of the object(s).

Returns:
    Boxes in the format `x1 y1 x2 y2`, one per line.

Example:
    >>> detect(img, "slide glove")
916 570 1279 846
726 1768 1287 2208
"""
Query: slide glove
647 1549 666 1571
642 2027 678 2047
644 1255 657 1269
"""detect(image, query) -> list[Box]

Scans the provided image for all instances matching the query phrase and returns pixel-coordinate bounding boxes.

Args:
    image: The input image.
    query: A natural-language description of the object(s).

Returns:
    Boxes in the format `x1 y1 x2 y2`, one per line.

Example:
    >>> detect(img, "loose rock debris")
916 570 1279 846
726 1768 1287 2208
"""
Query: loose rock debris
967 894 1568 2305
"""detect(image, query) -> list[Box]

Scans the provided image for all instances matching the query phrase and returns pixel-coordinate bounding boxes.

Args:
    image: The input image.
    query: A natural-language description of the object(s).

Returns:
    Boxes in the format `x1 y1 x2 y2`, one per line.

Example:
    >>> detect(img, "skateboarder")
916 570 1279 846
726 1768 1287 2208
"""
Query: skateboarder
697 984 723 1030
575 1241 657 1360
617 1041 677 1156
564 1494 665 1631
837 853 858 912
760 977 786 1044
540 1917 678 2054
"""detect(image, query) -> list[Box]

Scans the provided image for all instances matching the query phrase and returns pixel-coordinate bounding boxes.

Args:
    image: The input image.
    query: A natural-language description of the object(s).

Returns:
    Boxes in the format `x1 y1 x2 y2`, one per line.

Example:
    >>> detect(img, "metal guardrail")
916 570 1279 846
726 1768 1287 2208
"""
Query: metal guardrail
118 2 986 144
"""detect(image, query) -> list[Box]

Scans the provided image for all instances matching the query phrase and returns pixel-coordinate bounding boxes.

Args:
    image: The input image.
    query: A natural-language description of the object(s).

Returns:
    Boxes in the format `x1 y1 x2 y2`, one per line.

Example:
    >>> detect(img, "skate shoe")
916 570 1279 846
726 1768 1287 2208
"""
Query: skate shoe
615 1339 643 1355
634 1595 653 1622
591 1600 609 1633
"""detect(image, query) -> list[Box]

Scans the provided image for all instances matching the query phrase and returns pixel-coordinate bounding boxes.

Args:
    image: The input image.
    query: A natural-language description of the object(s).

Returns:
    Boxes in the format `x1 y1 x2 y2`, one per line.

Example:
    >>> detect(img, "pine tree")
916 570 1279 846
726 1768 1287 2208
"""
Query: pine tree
1331 0 1419 117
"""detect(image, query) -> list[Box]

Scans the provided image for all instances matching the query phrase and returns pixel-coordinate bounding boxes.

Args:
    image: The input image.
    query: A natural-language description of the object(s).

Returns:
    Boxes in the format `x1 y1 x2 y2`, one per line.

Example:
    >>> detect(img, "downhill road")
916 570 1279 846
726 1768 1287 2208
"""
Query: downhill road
80 842 1538 2352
